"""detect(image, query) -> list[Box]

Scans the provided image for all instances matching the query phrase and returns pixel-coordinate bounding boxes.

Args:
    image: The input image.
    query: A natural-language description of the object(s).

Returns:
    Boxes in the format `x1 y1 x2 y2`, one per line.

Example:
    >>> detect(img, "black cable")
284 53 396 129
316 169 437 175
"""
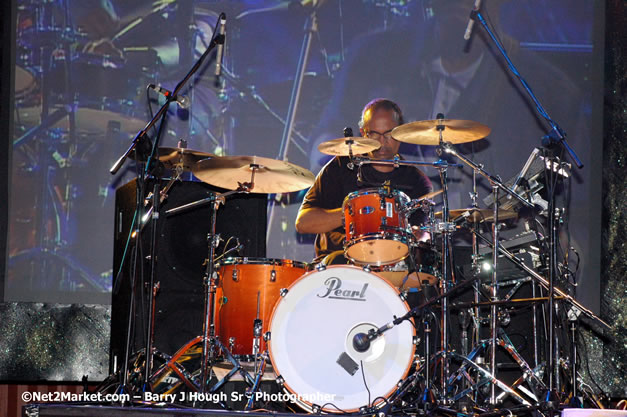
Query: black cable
360 359 372 409
318 402 351 414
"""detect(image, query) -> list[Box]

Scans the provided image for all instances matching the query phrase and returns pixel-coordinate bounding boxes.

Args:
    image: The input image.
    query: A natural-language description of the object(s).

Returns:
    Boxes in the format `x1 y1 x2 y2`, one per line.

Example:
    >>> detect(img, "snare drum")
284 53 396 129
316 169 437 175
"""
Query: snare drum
343 188 411 265
216 258 307 357
268 265 415 413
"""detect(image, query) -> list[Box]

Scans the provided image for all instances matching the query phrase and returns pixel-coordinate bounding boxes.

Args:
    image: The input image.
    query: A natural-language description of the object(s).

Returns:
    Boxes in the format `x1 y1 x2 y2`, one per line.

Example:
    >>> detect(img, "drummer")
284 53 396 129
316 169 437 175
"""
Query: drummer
295 98 433 265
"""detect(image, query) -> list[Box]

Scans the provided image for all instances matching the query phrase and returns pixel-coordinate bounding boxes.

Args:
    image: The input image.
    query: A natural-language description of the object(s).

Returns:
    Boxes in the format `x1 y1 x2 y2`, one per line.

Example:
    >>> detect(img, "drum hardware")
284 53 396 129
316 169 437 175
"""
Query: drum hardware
446 328 547 407
105 15 228 400
161 150 313 399
466 11 585 408
432 135 533 405
469 227 610 408
245 351 270 410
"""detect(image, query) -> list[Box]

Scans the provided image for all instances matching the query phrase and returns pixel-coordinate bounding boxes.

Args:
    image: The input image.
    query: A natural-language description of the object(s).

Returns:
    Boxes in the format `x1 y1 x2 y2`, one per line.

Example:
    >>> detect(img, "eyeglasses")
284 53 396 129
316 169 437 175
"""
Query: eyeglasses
365 129 394 141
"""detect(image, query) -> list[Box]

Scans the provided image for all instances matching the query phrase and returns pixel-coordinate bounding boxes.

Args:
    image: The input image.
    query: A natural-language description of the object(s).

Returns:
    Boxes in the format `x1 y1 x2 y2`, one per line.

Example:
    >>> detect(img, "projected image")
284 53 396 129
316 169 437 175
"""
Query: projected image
8 0 599 306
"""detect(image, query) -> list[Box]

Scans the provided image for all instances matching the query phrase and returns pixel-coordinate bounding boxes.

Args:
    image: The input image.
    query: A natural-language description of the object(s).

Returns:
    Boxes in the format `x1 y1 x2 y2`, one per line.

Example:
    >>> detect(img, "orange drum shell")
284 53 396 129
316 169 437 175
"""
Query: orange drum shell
343 189 411 265
343 191 407 241
216 259 307 356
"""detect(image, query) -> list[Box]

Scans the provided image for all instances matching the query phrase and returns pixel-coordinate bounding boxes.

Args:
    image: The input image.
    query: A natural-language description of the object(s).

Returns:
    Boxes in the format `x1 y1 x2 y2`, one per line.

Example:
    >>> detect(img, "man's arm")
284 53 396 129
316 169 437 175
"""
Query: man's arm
295 206 343 235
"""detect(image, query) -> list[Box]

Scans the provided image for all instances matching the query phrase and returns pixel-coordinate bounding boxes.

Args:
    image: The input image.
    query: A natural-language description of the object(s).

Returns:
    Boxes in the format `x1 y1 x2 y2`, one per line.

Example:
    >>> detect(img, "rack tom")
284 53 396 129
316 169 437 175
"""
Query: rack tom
343 187 411 265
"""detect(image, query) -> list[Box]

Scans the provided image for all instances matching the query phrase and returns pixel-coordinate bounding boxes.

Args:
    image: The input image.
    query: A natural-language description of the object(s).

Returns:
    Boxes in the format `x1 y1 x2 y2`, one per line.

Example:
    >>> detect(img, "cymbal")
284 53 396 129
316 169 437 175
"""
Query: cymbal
435 207 517 223
418 189 443 201
14 105 147 135
317 137 380 156
193 155 315 194
132 147 215 171
391 119 491 145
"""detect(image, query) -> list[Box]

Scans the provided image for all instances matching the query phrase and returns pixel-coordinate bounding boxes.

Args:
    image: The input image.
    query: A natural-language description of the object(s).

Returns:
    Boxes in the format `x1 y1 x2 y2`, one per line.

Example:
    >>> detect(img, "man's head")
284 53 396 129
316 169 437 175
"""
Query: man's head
359 98 404 161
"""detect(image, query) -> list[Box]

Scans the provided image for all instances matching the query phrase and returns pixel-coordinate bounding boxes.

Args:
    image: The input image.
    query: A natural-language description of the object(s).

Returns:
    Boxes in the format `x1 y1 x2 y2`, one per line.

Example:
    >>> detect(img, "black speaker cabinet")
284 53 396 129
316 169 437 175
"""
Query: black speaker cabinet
110 179 267 372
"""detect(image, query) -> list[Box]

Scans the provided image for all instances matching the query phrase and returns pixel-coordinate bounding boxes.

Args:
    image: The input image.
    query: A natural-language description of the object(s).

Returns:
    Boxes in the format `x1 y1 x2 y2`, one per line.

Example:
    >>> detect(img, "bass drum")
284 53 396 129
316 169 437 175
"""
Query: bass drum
268 265 415 413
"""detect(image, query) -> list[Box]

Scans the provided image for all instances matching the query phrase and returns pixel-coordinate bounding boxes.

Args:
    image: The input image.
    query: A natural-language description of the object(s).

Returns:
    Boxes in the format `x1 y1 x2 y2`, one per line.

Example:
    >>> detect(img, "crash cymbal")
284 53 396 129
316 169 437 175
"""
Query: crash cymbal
435 207 517 223
193 155 315 194
391 119 491 145
317 137 380 156
131 147 215 171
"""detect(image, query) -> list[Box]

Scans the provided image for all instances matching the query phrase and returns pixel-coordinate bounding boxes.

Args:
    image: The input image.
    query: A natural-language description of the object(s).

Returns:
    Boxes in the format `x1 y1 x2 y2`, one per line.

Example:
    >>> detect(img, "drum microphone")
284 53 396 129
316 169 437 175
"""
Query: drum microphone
344 127 354 170
463 0 482 41
352 322 395 352
214 14 227 87
148 84 190 109
353 332 371 352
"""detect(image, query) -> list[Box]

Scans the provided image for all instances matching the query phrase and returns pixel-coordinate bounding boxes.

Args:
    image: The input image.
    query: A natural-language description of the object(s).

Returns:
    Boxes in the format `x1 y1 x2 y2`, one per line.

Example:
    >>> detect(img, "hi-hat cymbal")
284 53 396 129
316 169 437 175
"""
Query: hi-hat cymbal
392 119 491 145
143 147 215 171
317 137 381 156
435 207 517 223
193 155 315 194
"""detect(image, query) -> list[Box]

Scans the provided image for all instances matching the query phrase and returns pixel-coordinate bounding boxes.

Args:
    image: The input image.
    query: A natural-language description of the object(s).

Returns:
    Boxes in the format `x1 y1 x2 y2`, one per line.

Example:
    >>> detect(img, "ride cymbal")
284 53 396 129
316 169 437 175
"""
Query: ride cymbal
392 119 491 145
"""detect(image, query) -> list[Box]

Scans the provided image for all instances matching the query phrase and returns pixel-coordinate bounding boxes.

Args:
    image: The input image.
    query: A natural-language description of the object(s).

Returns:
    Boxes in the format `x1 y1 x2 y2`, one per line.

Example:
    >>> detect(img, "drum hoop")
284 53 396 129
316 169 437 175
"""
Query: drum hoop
267 265 415 413
217 257 308 269
345 232 411 257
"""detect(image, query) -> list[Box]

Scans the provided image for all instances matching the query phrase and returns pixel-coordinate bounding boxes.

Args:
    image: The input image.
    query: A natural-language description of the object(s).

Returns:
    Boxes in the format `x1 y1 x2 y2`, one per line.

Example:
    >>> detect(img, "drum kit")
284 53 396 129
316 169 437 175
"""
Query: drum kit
13 1 609 414
99 112 608 415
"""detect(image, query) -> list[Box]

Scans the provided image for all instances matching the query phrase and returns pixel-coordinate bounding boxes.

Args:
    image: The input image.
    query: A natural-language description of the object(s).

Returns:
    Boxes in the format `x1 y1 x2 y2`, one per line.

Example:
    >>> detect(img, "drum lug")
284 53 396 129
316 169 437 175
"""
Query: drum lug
270 269 276 282
229 337 236 352
399 290 407 301
280 288 288 297
263 331 271 342
362 264 371 273
315 263 326 271
275 375 284 387
311 404 321 414
232 268 238 281
412 336 421 345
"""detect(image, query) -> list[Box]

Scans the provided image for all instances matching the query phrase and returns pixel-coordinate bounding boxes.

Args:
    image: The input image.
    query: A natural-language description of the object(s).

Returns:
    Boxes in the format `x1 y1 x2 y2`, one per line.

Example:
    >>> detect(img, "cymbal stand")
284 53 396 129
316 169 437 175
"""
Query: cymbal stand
433 116 456 403
166 176 259 394
440 142 533 406
352 146 463 402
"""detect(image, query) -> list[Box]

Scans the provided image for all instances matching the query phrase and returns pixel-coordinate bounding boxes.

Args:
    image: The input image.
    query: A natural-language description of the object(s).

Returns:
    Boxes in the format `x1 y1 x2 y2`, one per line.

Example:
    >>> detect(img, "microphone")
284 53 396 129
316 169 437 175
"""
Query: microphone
463 0 482 41
344 127 354 170
148 84 190 109
352 332 371 353
214 14 227 85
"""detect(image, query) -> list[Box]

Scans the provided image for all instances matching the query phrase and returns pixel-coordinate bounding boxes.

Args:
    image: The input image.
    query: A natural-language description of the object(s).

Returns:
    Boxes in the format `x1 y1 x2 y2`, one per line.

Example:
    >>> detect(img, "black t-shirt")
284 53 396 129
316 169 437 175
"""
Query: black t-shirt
300 156 433 262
